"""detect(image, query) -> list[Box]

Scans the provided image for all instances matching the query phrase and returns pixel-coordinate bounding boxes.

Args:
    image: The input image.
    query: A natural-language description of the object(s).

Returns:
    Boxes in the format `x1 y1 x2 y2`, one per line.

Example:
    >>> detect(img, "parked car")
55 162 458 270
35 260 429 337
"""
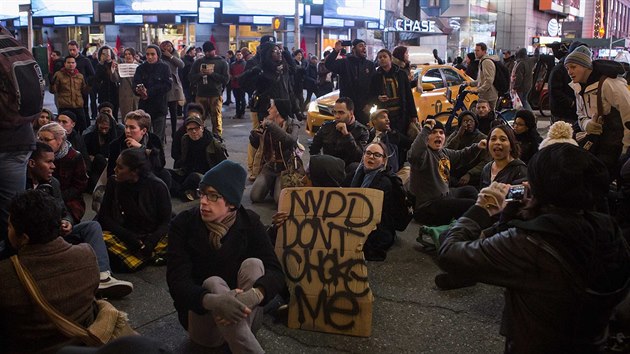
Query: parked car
305 64 478 135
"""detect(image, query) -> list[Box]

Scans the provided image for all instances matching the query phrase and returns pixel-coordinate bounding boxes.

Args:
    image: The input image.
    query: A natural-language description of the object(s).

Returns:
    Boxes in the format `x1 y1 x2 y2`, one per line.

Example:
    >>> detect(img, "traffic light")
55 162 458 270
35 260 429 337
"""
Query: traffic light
272 17 284 31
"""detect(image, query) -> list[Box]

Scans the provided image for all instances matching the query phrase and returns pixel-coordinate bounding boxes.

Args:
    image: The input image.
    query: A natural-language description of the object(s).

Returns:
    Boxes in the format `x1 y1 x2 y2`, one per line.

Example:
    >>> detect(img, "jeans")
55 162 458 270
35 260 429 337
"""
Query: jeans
65 221 111 272
0 151 31 257
168 101 180 139
518 90 532 111
414 186 478 226
233 88 246 117
250 165 282 203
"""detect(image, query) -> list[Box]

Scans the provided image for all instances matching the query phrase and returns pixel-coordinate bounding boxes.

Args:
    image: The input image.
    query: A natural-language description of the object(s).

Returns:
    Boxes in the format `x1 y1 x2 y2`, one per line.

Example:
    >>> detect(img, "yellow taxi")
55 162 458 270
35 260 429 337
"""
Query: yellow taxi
306 64 478 135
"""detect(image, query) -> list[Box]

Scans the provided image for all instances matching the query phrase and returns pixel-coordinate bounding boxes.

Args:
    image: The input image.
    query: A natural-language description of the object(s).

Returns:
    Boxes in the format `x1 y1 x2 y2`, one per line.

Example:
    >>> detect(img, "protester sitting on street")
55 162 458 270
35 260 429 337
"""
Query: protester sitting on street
0 190 100 353
97 148 171 272
50 55 89 133
474 99 497 135
408 119 486 226
37 122 88 224
309 97 369 175
167 160 285 353
168 115 227 202
512 109 542 164
107 109 170 188
445 111 489 188
369 49 418 136
480 125 528 189
84 112 122 190
250 99 300 204
438 143 630 353
33 108 54 133
57 111 90 172
349 142 400 261
82 102 125 136
367 109 412 183
172 103 205 168
27 142 133 298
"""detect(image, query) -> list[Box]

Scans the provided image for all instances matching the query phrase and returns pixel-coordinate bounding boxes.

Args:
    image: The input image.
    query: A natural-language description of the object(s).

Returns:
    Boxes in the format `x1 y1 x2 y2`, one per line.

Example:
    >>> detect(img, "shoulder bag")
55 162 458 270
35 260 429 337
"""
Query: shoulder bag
10 255 138 347
279 141 306 189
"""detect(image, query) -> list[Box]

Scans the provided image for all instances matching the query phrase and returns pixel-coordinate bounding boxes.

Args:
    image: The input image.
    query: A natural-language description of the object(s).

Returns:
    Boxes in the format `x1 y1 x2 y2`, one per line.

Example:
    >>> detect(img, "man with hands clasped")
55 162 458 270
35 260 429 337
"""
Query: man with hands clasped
167 160 285 353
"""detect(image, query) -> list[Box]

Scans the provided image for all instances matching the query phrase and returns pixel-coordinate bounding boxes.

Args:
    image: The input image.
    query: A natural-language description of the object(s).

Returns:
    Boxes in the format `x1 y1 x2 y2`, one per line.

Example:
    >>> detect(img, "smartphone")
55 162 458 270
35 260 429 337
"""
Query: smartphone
201 63 207 70
136 84 145 90
505 185 526 202
341 40 352 47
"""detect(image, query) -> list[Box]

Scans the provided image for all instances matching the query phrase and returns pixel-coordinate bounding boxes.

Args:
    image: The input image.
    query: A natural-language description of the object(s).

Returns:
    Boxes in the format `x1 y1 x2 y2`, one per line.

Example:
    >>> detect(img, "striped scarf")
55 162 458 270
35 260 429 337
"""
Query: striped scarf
204 211 237 250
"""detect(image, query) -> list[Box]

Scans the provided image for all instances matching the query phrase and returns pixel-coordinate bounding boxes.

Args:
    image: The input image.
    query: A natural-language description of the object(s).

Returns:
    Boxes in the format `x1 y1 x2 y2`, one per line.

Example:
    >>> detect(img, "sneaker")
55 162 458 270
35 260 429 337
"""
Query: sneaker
98 272 133 299
184 190 196 201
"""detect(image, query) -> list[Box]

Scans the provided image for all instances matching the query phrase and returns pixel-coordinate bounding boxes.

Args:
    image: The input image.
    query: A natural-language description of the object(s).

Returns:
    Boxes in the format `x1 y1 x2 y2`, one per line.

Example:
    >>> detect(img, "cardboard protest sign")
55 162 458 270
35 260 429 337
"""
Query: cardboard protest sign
275 187 383 337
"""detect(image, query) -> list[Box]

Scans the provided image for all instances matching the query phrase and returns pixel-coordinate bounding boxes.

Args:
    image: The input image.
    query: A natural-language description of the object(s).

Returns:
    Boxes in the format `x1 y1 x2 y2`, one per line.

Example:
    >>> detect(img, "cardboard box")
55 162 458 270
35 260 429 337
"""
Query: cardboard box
275 187 383 337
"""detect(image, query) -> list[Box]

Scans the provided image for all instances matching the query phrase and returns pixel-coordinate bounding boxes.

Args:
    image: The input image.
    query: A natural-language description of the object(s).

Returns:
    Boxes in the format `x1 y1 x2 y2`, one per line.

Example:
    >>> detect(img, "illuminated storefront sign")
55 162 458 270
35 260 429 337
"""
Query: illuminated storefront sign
394 19 439 33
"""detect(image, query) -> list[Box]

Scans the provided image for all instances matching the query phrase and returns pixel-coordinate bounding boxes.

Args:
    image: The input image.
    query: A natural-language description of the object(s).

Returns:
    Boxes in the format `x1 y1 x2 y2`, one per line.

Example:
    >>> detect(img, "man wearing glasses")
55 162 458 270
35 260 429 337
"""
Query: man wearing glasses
167 160 285 353
167 115 228 202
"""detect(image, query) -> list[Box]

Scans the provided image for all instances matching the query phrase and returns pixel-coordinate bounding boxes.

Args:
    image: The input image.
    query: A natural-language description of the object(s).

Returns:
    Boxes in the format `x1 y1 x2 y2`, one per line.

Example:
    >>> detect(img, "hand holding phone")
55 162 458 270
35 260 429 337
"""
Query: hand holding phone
505 185 526 202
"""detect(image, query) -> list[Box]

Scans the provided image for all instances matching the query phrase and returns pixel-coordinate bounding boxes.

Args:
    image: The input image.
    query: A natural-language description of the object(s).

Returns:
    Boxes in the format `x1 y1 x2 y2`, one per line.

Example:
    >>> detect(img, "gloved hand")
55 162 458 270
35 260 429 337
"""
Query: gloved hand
202 291 249 323
476 182 510 216
584 119 603 135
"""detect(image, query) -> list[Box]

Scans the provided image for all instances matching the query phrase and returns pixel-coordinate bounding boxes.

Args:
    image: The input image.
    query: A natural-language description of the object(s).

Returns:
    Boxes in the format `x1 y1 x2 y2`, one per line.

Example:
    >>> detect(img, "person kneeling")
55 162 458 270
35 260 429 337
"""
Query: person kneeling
167 160 286 353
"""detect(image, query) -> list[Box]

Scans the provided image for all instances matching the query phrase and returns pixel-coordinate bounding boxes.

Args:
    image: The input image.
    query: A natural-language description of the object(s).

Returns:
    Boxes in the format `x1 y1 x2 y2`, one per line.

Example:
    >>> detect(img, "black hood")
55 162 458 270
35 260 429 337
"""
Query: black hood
309 155 346 187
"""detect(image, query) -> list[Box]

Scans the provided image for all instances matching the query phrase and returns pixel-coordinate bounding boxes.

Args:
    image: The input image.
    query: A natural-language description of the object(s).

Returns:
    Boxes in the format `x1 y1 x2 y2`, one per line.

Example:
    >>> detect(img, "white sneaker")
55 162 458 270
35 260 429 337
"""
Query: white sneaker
98 272 133 299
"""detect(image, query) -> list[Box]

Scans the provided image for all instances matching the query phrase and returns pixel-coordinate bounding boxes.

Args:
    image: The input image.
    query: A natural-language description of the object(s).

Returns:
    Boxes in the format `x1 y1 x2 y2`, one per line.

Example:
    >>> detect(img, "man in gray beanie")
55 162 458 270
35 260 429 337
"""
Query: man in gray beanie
167 160 285 353
133 44 172 141
565 44 630 179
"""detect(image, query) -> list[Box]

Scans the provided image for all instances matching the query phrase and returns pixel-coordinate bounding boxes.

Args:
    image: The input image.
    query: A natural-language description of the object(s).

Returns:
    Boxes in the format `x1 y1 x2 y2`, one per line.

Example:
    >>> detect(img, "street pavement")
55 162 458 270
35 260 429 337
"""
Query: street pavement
44 92 553 353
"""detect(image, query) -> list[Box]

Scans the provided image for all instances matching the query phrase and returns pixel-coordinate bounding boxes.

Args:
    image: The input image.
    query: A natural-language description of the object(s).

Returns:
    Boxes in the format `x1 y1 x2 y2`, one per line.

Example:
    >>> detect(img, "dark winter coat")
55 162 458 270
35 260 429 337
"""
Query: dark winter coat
107 133 166 177
369 64 418 134
309 120 369 167
166 207 286 329
479 159 528 189
548 57 578 122
94 61 119 106
133 60 172 115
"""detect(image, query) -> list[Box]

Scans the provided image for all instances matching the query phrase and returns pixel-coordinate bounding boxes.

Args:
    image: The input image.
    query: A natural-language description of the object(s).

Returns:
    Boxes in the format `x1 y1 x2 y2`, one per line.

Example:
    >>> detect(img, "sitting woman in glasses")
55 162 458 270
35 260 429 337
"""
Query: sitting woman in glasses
97 148 172 272
167 160 285 353
349 142 402 261
167 115 228 202
249 98 300 204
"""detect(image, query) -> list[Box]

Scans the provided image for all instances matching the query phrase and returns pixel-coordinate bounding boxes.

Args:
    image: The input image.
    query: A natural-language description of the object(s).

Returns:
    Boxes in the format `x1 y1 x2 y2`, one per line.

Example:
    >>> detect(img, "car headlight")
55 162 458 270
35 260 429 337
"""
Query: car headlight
308 101 319 113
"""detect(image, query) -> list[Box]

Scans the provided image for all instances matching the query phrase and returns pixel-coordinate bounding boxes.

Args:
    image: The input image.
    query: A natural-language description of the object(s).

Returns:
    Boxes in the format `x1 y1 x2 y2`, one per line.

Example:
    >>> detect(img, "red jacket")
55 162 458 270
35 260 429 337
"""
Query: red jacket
229 59 246 89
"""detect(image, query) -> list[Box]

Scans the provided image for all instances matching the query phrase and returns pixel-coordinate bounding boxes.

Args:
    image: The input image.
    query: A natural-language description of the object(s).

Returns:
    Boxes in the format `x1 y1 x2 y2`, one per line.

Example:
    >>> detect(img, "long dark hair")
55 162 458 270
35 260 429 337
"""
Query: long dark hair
487 124 520 159
119 148 151 179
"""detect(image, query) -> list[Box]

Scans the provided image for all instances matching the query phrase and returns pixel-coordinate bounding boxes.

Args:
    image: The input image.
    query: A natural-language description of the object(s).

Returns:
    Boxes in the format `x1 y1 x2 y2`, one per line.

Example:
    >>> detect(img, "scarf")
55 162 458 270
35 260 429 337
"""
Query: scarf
54 141 71 160
350 163 383 188
204 210 237 250
62 68 79 76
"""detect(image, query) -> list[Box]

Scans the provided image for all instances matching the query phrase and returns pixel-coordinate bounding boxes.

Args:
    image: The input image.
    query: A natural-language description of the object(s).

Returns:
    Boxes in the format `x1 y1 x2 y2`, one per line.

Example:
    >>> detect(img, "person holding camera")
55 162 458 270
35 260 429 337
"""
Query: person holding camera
132 44 172 142
438 143 630 353
188 41 229 136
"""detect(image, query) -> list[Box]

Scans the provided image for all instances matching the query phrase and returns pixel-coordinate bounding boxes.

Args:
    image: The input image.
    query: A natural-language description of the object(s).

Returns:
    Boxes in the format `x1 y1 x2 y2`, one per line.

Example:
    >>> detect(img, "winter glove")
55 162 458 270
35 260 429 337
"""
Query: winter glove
476 182 510 216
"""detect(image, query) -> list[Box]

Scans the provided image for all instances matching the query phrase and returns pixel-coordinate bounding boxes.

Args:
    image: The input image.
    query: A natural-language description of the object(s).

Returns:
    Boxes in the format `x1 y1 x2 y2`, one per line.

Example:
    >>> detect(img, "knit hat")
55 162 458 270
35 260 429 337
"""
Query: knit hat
539 121 578 149
528 143 609 210
202 41 215 53
352 39 366 47
59 110 77 122
564 46 593 69
260 35 276 44
146 44 162 59
431 120 445 131
184 115 203 127
199 160 247 208
369 109 388 123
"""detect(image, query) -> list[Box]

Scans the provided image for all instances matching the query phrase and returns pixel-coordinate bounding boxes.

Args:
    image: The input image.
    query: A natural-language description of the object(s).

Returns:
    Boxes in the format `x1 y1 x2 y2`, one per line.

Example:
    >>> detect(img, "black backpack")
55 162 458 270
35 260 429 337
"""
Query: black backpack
481 58 510 95
385 172 414 232
0 25 45 128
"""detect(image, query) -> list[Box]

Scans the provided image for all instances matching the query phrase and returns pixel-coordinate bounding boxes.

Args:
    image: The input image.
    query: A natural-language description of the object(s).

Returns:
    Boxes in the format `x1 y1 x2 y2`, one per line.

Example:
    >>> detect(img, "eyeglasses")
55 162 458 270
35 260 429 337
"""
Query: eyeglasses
196 189 223 202
364 151 384 158
186 126 201 133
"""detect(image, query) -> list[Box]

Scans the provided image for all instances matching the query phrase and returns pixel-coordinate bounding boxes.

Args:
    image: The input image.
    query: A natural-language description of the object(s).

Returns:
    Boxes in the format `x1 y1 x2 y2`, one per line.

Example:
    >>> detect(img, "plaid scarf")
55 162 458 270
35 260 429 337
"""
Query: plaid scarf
204 211 237 250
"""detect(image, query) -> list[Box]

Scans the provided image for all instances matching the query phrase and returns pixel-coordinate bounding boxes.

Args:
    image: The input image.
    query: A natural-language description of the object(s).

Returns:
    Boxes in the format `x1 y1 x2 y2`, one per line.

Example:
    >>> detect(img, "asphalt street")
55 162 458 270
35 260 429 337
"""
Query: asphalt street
43 92 553 353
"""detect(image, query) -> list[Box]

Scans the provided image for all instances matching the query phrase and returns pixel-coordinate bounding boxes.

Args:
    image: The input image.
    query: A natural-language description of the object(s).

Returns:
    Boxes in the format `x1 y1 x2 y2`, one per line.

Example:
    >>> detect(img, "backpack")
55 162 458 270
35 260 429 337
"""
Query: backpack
481 58 510 95
0 25 45 128
385 172 414 231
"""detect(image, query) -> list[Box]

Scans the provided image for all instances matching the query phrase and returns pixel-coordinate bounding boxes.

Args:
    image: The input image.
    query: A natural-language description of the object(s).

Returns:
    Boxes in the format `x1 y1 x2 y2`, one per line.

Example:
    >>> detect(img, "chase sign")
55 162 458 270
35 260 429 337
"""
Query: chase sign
395 19 439 33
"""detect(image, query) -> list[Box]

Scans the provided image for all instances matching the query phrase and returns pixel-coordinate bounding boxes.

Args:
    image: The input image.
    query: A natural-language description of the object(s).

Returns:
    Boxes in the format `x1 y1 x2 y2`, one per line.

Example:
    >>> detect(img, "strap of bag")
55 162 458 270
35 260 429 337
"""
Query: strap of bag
595 76 606 125
10 255 104 346
279 141 291 171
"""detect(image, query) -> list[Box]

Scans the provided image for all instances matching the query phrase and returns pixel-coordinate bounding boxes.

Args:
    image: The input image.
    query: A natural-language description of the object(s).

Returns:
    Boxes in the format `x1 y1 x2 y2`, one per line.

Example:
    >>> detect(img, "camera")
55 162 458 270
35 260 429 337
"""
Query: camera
341 40 353 47
505 185 526 202
201 64 207 70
